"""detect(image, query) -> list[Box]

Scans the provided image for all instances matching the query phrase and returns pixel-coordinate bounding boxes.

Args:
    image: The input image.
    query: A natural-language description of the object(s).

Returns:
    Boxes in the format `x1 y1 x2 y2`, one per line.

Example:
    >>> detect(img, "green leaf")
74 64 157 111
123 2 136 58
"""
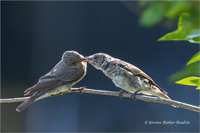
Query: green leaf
169 62 199 83
187 30 200 43
187 52 200 66
188 36 200 44
158 13 193 41
196 86 200 90
158 12 199 42
176 76 200 86
158 29 191 41
187 30 200 39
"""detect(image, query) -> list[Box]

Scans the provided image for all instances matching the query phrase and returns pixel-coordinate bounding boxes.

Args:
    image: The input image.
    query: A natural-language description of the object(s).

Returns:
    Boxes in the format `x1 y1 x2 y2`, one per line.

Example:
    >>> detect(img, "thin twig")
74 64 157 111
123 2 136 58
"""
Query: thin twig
0 87 199 113
0 97 30 103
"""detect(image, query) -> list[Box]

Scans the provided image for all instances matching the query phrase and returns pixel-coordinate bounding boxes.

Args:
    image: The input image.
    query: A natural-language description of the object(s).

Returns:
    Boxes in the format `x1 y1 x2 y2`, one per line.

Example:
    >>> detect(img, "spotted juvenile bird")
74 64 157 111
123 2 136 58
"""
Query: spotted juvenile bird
85 53 172 100
16 51 87 112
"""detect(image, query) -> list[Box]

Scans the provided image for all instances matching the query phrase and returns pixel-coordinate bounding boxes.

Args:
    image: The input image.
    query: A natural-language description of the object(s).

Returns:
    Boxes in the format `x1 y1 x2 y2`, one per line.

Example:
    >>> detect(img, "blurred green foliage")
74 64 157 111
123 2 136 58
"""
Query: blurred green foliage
138 1 199 28
138 1 200 89
138 1 199 43
170 52 200 89
169 62 199 89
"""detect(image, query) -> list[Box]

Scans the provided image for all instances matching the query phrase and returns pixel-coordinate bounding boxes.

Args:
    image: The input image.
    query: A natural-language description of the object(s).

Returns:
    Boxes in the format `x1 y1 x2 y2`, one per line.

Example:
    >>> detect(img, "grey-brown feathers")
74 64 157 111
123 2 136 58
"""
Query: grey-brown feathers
16 51 87 112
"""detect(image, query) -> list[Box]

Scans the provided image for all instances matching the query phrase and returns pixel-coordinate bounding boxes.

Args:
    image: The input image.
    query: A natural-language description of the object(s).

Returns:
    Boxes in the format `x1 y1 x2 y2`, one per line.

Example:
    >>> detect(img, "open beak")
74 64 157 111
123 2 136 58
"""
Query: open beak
80 57 93 62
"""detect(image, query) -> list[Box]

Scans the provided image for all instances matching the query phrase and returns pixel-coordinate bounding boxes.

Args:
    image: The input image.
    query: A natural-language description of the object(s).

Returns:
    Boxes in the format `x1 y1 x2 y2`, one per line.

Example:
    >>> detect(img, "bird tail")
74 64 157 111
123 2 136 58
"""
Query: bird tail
158 91 171 100
16 92 43 112
151 85 177 107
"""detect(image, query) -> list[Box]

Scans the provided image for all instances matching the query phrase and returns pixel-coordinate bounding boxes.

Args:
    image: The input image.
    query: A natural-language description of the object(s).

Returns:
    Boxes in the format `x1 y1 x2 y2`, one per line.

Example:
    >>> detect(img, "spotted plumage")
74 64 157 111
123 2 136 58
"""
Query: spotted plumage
85 53 171 100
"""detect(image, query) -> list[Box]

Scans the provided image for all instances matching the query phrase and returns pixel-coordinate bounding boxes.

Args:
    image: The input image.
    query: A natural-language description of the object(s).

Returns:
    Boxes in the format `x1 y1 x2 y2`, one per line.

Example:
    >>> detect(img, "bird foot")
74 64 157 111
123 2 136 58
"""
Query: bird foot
71 86 86 93
118 90 129 100
131 90 140 101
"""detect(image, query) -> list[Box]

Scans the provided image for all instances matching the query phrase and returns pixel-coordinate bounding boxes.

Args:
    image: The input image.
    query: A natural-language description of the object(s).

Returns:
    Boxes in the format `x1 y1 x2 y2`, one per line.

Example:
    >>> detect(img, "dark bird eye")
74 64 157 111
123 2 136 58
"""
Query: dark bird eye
70 60 75 64
94 56 97 59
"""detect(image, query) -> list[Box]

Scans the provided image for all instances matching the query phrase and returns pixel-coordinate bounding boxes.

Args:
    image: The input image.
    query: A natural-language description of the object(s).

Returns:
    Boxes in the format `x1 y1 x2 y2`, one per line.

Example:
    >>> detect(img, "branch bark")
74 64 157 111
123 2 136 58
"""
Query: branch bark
1 87 199 113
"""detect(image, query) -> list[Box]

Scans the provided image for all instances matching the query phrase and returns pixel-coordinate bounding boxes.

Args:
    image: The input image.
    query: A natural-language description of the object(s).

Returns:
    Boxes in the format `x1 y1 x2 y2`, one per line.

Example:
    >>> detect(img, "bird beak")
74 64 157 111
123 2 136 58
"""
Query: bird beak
80 57 90 62
81 57 93 62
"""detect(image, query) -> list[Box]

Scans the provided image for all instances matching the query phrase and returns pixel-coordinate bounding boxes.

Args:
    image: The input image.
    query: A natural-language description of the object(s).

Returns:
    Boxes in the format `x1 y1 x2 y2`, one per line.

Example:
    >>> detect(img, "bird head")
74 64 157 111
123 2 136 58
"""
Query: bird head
62 50 88 66
85 53 111 70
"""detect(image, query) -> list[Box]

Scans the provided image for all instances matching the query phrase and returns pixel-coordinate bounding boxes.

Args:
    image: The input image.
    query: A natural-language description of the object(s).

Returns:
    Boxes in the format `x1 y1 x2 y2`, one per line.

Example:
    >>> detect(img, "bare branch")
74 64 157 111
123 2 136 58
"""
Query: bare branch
1 87 199 113
0 97 29 103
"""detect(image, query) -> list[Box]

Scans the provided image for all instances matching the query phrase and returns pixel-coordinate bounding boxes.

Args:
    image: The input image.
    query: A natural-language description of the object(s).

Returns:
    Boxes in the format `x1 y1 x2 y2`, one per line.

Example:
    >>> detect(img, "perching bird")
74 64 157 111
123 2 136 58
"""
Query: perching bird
16 51 87 112
85 53 172 100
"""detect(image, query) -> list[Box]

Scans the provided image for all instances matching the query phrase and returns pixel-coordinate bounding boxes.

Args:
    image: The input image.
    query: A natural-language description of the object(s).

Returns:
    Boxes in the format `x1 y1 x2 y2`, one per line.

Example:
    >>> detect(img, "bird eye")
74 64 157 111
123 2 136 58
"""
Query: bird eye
94 56 97 59
70 60 75 64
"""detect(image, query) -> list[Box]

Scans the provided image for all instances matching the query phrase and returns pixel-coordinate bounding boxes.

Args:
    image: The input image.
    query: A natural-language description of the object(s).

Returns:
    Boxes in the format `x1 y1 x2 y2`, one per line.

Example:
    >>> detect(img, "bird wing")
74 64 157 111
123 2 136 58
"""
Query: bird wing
24 62 85 95
116 61 167 94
